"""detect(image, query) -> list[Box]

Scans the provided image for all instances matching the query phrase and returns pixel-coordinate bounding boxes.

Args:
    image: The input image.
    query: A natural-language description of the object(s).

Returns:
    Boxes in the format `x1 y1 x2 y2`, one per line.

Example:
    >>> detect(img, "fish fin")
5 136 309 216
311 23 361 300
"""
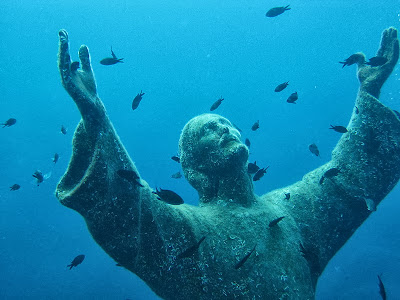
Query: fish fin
111 46 117 59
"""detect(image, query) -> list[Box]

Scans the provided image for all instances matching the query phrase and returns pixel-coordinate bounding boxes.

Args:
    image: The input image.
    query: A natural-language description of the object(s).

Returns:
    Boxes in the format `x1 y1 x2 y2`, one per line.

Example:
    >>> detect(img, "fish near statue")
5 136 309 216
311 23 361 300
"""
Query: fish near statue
56 27 399 299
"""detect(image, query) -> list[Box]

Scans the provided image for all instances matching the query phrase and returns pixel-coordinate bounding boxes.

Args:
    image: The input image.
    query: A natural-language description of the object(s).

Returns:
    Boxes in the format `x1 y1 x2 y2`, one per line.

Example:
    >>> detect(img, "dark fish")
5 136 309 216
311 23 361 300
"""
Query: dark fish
244 138 251 148
232 123 242 133
251 120 259 131
171 171 182 179
1 118 16 128
253 166 269 181
299 243 321 281
100 47 124 65
284 193 290 200
234 245 256 269
53 153 59 164
153 188 184 205
131 90 145 111
61 125 67 135
210 97 224 111
286 92 298 104
339 54 363 68
269 216 285 228
329 125 348 133
308 143 320 157
10 184 20 191
117 169 143 187
274 81 289 92
266 5 291 17
67 254 85 270
71 61 80 72
366 56 388 67
171 155 180 163
377 275 386 300
319 167 340 184
247 161 260 174
32 170 44 186
177 236 206 259
355 106 359 114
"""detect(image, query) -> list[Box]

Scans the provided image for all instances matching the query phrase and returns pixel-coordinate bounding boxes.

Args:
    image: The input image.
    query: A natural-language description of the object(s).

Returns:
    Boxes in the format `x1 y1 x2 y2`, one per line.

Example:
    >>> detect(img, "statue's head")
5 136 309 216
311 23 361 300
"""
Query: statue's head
179 114 249 201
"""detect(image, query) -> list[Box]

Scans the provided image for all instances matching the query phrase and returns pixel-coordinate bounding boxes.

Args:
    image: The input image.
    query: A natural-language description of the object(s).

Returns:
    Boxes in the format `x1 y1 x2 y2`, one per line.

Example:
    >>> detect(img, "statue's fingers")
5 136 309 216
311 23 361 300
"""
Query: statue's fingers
79 45 92 73
388 28 399 64
377 27 398 59
58 29 72 76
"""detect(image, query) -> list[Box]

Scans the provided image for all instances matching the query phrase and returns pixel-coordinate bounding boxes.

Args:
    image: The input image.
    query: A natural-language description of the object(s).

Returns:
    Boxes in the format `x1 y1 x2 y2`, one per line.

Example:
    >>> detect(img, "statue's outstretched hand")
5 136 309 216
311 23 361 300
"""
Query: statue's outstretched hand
357 27 399 98
58 29 105 125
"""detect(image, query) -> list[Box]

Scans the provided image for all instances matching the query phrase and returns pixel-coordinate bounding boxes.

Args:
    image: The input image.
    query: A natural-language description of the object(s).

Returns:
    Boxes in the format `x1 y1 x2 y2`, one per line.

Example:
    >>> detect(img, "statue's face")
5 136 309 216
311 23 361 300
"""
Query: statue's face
198 117 242 156
180 114 249 175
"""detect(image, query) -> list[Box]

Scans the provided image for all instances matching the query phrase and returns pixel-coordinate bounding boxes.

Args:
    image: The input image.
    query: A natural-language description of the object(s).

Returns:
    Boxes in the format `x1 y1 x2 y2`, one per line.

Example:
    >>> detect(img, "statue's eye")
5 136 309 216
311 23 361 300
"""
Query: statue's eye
204 121 218 131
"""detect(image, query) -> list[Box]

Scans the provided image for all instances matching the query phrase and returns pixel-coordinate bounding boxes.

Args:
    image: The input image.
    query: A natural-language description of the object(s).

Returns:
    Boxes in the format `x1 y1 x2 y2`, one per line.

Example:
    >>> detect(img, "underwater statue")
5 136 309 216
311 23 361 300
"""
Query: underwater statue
56 27 399 299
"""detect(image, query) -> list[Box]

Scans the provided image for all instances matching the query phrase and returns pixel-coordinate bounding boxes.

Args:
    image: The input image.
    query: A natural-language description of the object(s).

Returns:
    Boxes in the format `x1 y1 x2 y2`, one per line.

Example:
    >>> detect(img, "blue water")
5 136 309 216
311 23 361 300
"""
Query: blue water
1 1 399 299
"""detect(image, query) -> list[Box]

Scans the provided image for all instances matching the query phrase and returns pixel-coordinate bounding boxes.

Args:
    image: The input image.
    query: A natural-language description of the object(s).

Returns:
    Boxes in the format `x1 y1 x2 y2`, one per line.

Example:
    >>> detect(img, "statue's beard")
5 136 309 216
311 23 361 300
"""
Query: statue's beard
210 142 249 174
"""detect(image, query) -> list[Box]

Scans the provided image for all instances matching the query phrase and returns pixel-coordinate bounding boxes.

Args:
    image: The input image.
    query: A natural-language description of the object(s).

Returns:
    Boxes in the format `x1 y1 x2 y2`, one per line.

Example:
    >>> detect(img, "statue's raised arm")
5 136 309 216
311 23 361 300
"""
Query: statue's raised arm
56 30 198 282
264 27 400 287
56 28 399 300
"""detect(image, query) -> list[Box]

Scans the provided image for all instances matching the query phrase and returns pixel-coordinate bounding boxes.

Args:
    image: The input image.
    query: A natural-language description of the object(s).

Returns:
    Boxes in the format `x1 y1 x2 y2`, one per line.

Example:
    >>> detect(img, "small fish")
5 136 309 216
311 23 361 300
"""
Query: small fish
244 138 251 148
232 123 242 133
177 236 206 259
61 125 67 135
1 118 16 128
247 161 260 174
10 184 20 191
100 47 124 65
171 155 180 163
117 169 143 187
32 170 44 186
308 143 320 157
274 81 289 92
284 193 290 200
251 120 259 131
266 5 291 17
269 216 285 228
377 275 386 300
319 167 340 184
339 54 364 68
67 254 85 270
253 166 269 181
299 243 321 279
286 92 298 104
131 90 145 111
71 61 80 72
366 56 388 67
355 106 359 114
171 171 182 179
53 153 59 164
329 125 348 133
234 245 256 269
210 97 224 111
299 243 316 262
153 188 184 205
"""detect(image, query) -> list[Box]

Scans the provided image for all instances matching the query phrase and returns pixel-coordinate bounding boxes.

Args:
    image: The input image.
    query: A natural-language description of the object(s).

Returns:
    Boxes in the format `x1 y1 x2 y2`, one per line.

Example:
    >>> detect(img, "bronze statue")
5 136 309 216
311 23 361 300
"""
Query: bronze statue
56 27 399 299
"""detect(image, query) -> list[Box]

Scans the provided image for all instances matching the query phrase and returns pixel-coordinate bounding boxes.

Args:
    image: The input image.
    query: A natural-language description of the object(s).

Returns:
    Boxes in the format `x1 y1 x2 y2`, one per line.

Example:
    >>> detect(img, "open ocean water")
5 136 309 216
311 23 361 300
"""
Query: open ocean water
1 1 399 299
